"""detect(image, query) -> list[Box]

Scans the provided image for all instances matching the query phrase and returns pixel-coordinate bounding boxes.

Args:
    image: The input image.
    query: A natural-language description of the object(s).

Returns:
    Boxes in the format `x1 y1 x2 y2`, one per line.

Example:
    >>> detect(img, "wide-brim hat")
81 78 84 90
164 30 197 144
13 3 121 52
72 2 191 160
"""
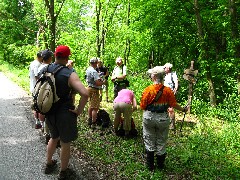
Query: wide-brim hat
164 63 173 69
90 57 98 63
116 57 122 63
147 66 165 75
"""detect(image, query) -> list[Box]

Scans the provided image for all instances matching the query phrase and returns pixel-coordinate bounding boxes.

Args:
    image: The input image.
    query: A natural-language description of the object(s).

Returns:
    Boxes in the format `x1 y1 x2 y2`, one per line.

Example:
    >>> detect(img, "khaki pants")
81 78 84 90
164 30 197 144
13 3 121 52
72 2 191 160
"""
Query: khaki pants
114 102 132 131
87 87 100 109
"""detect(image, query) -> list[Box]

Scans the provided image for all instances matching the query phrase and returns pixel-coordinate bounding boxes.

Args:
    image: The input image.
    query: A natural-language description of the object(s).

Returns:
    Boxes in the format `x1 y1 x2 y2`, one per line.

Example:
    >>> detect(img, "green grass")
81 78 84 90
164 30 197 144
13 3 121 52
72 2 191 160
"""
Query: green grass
1 59 239 179
0 60 30 94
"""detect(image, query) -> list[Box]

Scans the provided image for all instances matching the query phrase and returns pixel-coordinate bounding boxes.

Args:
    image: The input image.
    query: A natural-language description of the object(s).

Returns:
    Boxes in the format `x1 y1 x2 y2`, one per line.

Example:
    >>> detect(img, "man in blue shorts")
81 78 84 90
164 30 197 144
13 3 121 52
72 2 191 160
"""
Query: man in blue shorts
43 45 88 179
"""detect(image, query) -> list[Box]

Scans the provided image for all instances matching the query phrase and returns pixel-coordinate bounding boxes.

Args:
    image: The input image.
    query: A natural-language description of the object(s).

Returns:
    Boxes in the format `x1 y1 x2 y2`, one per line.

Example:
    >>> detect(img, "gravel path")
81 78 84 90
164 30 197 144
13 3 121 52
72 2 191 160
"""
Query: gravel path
0 72 100 180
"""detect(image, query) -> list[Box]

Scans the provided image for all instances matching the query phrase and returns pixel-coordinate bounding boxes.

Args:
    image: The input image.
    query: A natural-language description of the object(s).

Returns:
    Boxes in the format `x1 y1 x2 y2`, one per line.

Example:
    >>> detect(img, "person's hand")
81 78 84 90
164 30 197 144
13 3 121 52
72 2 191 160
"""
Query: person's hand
111 77 116 82
173 88 177 95
69 108 80 116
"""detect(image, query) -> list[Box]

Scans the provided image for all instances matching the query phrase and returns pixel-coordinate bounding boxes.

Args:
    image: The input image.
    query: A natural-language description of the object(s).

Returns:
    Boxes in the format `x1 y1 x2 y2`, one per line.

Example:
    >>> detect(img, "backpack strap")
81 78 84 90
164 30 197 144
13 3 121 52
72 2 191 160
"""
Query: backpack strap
149 85 165 106
44 63 66 74
171 72 175 89
52 65 66 74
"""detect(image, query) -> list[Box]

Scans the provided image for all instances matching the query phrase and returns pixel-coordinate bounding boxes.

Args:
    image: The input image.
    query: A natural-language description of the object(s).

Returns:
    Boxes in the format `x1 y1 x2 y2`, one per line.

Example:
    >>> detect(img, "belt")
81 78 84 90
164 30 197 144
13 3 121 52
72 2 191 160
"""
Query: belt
149 110 167 113
146 108 167 113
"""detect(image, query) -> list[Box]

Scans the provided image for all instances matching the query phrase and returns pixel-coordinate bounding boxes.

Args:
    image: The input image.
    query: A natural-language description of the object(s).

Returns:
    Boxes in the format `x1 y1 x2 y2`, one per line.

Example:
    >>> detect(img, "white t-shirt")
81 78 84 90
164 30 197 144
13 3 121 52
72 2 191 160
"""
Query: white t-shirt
111 65 127 80
29 60 41 93
164 72 178 91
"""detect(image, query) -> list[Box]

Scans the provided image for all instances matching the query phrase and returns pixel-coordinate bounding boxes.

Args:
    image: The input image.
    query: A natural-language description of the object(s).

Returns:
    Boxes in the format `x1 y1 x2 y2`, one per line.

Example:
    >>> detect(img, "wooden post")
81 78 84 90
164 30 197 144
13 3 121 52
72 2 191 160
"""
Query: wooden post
183 61 198 113
188 61 194 113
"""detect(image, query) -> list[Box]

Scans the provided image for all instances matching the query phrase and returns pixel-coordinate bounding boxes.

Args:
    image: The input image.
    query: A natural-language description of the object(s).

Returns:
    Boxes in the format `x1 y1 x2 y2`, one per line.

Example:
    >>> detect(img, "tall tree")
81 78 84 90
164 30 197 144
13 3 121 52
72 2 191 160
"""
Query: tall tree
123 0 130 64
44 0 65 51
194 0 216 106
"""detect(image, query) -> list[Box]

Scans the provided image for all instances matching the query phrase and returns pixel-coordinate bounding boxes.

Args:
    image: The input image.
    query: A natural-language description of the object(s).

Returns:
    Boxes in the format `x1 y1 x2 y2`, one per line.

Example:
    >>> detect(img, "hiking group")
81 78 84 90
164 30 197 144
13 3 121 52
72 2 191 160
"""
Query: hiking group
29 45 189 179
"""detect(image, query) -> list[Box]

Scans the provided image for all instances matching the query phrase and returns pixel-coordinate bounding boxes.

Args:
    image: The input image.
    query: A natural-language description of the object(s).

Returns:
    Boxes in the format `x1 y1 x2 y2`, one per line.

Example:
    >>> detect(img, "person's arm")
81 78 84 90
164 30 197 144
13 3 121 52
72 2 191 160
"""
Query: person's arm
68 72 89 116
93 71 105 86
34 65 39 81
132 94 137 111
105 68 109 78
173 103 189 112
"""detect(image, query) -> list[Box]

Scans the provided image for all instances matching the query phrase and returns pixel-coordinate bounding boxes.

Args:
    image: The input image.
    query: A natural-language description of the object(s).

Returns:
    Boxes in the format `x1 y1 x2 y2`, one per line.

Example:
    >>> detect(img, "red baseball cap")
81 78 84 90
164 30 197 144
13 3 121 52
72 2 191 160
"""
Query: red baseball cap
55 45 71 57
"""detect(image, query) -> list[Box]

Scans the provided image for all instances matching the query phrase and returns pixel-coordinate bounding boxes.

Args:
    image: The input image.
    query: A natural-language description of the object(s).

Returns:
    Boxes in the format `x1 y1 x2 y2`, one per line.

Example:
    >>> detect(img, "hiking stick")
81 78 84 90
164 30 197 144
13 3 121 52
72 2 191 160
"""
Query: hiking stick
179 103 189 133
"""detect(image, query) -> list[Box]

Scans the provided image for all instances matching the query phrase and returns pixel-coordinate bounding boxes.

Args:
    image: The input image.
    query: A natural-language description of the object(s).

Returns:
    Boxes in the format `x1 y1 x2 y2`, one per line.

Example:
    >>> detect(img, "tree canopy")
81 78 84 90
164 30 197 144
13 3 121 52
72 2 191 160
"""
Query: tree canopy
0 0 239 107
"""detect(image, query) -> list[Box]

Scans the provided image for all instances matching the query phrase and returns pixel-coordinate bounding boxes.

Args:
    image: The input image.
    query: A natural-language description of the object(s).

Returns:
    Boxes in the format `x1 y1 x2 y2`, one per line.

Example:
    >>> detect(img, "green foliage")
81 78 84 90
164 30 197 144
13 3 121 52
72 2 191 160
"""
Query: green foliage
1 0 239 107
5 44 39 67
215 93 240 122
191 92 239 123
0 58 30 92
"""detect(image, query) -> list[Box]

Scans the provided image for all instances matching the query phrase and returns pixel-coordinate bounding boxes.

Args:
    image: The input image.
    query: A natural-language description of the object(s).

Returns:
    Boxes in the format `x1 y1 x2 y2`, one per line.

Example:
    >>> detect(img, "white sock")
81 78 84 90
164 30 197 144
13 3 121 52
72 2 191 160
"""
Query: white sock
35 118 39 124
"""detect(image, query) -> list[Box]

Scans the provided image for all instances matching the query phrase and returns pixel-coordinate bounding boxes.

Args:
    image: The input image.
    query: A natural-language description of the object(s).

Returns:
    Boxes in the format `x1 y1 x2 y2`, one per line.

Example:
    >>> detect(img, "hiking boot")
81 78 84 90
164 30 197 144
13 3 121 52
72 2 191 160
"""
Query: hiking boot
35 123 42 129
44 159 57 174
58 168 76 180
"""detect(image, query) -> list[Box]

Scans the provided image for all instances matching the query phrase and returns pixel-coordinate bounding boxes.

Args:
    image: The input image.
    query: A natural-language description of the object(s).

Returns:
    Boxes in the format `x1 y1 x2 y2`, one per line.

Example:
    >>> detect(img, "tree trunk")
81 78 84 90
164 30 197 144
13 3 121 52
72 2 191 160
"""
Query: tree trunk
49 0 55 51
206 65 216 106
124 0 131 64
44 0 56 51
229 0 240 95
44 0 65 51
96 0 101 58
194 0 216 106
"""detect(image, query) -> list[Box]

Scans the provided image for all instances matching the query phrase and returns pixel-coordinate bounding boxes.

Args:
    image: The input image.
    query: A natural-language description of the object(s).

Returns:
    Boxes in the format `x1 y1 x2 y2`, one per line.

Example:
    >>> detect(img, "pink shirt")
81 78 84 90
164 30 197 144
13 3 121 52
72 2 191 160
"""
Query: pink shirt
114 89 134 104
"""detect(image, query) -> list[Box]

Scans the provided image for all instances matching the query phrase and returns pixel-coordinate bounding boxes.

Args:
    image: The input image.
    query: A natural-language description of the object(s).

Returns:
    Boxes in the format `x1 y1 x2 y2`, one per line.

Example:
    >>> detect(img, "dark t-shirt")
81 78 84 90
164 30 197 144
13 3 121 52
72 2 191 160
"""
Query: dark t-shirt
96 66 109 79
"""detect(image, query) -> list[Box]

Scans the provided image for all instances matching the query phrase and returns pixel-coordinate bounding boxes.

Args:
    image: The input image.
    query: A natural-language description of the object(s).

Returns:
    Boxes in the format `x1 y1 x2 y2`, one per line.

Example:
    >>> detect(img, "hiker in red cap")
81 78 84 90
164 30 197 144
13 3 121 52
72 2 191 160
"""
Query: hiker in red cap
42 45 88 179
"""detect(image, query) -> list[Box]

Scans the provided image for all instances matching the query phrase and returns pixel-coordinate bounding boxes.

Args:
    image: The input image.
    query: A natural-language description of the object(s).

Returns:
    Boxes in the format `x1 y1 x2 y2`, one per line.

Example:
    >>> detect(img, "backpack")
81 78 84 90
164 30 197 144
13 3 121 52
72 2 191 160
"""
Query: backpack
96 109 111 128
32 64 65 115
118 117 138 137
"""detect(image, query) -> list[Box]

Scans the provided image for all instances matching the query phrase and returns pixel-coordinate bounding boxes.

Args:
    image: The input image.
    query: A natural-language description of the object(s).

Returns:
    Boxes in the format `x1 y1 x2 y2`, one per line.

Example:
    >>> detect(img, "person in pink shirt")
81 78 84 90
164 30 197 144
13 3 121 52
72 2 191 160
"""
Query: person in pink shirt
113 89 137 137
